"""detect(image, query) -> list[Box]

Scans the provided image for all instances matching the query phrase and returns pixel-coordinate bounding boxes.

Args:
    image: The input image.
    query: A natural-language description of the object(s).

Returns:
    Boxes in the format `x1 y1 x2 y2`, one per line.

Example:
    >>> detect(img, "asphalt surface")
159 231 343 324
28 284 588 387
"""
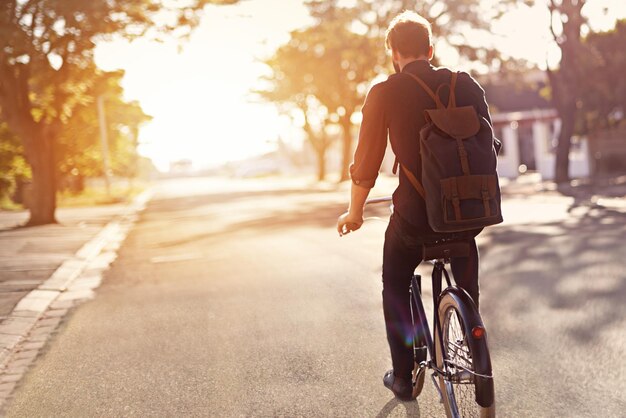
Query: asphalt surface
6 176 626 417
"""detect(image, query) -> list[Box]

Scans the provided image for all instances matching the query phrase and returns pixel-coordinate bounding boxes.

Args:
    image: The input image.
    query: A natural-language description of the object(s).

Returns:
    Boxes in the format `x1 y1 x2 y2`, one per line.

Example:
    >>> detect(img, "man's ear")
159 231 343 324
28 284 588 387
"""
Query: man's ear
428 45 434 60
392 49 400 63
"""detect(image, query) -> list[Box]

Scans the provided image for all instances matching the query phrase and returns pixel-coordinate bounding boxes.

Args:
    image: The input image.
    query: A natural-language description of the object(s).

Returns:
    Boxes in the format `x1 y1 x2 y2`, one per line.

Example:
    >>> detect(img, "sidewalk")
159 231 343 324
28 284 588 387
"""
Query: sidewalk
0 205 130 317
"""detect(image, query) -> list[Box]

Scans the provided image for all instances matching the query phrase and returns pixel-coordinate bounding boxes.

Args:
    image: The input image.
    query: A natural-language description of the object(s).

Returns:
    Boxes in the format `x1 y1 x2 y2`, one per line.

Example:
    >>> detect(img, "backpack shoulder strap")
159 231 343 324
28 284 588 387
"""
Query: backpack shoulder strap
404 72 444 109
405 70 460 108
399 71 461 199
400 164 426 199
433 71 459 108
449 71 458 108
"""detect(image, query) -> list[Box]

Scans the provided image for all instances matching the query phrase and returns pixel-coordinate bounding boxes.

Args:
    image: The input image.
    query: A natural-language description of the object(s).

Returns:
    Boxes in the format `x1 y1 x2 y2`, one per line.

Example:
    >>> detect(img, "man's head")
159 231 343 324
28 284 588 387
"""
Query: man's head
385 11 433 71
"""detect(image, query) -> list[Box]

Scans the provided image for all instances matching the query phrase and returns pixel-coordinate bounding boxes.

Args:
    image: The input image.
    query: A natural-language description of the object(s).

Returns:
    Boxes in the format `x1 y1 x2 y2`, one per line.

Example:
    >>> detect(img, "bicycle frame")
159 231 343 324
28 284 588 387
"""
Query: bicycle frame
409 261 451 377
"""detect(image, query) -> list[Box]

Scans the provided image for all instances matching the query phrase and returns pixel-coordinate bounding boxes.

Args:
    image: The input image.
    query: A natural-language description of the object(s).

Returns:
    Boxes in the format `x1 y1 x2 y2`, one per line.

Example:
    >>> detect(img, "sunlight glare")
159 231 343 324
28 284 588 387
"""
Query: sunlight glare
95 0 313 171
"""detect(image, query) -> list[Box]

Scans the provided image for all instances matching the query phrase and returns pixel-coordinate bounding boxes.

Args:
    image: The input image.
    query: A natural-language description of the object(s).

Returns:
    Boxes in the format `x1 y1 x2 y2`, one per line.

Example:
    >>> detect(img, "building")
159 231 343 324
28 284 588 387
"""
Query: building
492 109 590 180
484 73 590 180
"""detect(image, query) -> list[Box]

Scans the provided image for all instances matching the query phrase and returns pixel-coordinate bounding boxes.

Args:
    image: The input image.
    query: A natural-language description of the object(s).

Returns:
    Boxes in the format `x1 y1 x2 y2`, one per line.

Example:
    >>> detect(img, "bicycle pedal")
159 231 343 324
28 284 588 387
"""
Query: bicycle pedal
451 370 474 383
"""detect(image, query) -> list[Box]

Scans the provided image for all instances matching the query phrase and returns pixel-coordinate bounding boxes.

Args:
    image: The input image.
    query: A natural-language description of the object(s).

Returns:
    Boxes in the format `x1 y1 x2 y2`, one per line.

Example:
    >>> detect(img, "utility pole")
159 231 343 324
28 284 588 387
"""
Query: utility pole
97 95 112 196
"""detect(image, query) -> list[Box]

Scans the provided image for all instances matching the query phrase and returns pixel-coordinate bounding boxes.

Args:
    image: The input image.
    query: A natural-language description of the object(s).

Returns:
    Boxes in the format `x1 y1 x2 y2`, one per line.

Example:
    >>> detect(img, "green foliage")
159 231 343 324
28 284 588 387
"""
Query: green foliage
0 123 31 201
57 182 147 207
55 68 151 190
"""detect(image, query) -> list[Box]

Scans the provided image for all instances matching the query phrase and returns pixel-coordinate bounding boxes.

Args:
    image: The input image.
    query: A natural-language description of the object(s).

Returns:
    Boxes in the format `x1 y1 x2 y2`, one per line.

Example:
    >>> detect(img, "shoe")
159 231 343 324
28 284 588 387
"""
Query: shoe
383 370 415 401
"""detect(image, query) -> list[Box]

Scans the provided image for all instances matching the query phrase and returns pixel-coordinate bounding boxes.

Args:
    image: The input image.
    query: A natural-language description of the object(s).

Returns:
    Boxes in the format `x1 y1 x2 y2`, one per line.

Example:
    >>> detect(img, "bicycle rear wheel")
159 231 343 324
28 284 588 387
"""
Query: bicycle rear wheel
435 288 495 418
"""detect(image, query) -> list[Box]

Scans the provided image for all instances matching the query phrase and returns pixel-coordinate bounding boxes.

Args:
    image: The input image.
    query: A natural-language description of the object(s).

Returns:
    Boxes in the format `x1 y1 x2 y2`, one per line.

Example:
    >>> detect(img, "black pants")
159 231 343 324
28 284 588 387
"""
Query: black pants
382 214 480 380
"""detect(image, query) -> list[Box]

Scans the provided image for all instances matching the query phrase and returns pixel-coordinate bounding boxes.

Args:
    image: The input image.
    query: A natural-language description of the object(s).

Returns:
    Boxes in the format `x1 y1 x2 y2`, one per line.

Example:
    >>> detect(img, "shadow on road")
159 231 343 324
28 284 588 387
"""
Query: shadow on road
481 203 626 344
375 397 421 417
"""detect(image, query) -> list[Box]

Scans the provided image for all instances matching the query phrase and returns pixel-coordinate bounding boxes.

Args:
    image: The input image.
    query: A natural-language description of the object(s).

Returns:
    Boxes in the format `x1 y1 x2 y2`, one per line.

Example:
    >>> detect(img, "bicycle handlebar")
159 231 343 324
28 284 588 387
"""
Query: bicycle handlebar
339 196 392 236
365 196 392 206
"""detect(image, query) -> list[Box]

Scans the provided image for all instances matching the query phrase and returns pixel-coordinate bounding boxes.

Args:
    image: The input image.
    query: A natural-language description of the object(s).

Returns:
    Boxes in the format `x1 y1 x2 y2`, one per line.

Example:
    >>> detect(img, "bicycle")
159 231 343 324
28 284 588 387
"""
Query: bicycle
363 197 495 418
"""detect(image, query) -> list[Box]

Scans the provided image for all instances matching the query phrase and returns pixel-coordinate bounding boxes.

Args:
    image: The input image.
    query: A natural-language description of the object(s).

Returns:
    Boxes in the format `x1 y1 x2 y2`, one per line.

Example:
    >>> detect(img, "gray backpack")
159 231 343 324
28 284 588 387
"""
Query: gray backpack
399 71 503 233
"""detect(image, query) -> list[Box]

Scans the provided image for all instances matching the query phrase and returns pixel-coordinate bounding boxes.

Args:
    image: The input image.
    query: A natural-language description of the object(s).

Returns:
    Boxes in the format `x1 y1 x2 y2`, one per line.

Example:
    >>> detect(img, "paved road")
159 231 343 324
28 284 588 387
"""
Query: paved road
6 177 626 417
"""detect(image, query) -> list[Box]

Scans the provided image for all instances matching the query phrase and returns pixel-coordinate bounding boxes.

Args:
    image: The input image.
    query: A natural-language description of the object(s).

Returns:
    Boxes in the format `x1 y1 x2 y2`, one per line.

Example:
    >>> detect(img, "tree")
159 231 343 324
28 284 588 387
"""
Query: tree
55 68 151 193
542 0 589 183
0 0 237 225
257 4 381 181
578 20 626 132
257 40 335 181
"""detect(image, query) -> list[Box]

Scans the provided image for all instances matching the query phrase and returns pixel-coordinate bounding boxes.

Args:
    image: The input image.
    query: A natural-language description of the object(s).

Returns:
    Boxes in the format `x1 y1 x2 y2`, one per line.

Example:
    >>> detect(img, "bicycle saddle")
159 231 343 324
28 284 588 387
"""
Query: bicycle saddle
422 240 470 261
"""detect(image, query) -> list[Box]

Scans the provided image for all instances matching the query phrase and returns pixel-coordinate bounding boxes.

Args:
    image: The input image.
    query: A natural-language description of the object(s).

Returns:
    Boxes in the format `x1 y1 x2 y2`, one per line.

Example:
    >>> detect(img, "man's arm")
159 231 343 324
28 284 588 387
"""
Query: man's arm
460 72 501 153
471 80 502 154
337 82 387 236
460 72 492 126
337 183 370 236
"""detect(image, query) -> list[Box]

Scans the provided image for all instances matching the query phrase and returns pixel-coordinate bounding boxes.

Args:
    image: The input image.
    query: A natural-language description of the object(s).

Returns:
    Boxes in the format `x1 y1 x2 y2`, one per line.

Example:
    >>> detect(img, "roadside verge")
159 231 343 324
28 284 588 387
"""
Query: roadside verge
0 190 152 410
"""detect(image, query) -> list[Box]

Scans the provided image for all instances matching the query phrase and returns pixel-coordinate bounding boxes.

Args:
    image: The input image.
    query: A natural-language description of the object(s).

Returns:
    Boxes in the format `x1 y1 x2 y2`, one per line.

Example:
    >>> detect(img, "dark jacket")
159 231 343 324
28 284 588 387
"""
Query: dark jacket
349 59 492 233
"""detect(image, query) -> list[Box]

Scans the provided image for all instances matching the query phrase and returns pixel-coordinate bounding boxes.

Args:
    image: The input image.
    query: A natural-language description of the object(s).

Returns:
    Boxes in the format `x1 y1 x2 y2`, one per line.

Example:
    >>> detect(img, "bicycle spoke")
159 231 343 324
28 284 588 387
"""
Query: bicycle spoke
443 306 481 417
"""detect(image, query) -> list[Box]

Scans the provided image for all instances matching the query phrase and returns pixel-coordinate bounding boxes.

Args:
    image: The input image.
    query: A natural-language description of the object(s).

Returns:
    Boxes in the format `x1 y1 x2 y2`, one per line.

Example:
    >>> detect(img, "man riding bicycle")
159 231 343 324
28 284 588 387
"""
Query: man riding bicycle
336 11 493 401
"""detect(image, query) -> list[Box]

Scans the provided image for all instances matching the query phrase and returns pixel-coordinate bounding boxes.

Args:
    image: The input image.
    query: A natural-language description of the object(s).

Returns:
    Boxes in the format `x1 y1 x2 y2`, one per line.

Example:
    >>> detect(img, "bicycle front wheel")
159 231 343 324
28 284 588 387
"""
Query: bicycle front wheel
435 288 495 418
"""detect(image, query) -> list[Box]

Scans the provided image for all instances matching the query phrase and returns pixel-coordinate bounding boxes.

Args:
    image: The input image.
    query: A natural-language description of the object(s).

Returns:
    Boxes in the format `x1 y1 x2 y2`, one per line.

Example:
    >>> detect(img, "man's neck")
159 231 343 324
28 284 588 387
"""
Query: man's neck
398 56 430 71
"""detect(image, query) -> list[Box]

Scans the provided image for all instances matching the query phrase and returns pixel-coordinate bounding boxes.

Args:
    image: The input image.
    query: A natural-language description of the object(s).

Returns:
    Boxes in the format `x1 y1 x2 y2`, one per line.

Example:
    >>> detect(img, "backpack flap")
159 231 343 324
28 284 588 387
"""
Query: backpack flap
440 174 501 225
424 106 481 140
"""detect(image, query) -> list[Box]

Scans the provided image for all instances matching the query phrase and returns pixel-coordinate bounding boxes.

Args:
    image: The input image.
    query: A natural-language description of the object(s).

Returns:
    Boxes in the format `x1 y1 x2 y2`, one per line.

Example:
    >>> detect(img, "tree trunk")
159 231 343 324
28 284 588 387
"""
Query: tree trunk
315 146 326 182
0 61 58 225
547 1 585 184
302 115 328 182
554 102 576 184
339 119 353 182
24 128 57 225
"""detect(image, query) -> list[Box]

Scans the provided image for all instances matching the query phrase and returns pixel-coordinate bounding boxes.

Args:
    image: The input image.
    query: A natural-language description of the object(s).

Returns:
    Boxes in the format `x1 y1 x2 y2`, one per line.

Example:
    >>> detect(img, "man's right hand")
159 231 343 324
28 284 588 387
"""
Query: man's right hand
337 211 364 237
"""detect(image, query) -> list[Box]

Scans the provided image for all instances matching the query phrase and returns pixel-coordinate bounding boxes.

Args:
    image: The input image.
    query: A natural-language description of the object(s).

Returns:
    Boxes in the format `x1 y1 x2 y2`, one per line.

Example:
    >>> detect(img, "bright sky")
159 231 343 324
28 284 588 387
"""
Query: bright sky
94 0 626 172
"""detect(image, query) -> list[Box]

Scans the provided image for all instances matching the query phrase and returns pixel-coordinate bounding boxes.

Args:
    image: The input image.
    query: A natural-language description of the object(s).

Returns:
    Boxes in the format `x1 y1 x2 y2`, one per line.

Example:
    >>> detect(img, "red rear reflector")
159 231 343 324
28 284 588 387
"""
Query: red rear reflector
472 326 485 339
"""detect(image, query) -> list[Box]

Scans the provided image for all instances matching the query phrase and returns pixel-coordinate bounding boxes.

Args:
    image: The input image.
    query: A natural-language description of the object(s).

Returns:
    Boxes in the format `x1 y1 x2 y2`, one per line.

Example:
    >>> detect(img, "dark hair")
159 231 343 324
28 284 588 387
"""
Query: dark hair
385 11 432 58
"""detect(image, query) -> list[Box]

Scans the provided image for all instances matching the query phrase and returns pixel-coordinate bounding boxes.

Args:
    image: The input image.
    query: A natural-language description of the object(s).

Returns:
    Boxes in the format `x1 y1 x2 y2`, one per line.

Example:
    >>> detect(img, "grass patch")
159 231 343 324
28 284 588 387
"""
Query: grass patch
0 195 24 211
57 182 148 207
1 181 148 211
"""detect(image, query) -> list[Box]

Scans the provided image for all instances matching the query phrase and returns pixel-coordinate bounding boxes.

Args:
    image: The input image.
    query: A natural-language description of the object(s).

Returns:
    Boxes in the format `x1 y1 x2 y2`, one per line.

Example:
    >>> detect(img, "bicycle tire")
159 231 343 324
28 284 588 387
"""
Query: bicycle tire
435 287 495 418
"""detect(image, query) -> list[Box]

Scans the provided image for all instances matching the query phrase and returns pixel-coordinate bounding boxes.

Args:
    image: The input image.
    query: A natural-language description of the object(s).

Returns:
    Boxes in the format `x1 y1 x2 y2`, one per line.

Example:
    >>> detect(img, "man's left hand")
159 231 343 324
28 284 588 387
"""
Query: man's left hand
337 211 364 236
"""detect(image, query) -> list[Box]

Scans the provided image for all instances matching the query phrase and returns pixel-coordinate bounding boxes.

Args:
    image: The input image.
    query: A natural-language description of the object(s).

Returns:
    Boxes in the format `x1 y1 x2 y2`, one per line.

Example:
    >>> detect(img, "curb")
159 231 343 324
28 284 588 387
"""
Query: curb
0 189 152 409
